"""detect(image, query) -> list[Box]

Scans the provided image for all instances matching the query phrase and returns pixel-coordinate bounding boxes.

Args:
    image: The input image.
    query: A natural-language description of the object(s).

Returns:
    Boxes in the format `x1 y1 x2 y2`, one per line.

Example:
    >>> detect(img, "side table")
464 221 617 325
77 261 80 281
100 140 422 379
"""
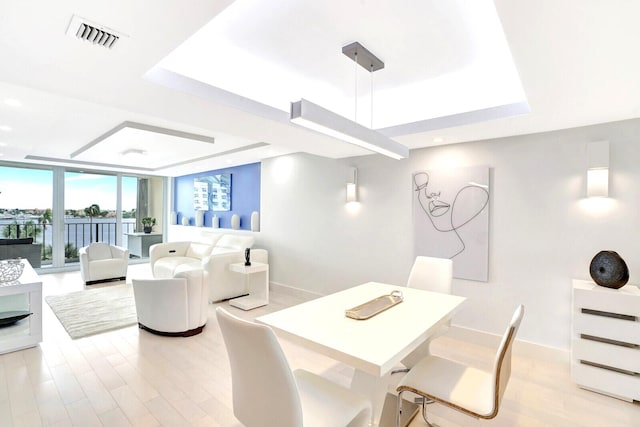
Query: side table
228 262 269 310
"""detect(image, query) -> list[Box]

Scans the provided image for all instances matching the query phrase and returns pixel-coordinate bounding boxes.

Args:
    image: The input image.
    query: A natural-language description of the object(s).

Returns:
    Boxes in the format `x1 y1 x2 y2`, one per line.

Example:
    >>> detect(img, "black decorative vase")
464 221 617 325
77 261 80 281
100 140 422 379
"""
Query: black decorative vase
589 251 629 289
244 248 251 266
143 226 152 234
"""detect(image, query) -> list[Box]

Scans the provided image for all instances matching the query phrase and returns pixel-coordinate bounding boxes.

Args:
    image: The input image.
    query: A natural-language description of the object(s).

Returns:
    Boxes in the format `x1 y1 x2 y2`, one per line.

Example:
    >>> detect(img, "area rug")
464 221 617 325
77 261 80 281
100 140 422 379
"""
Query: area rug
45 283 137 339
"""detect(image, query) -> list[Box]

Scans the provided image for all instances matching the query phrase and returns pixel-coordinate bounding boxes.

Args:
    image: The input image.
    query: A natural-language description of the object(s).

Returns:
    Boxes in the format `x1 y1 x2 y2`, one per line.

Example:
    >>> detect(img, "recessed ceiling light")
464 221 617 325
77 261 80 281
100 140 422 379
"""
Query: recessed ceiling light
4 98 22 108
122 149 147 156
433 137 444 143
0 125 11 132
121 149 147 162
225 159 233 164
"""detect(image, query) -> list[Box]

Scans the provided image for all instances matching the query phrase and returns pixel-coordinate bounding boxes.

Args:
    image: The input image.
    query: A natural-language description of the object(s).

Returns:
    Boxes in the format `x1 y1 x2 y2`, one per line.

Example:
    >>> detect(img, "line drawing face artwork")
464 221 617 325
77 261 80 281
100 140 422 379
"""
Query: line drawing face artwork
413 166 490 281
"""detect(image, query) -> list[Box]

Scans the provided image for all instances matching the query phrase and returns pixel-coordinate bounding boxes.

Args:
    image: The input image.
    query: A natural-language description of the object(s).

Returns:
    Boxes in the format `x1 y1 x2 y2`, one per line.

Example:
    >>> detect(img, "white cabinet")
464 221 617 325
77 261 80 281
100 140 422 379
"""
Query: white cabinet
571 279 640 401
0 259 42 355
126 232 162 258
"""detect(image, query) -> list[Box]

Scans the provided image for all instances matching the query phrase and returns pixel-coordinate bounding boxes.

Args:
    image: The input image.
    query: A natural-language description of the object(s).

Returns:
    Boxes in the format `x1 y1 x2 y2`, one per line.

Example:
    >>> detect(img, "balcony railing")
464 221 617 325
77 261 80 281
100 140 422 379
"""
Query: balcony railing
0 220 137 264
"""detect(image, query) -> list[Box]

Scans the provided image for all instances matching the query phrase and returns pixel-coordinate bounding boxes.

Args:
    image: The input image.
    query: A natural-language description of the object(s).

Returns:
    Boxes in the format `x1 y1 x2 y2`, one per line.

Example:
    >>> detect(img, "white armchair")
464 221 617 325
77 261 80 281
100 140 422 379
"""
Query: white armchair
132 269 208 337
79 242 129 285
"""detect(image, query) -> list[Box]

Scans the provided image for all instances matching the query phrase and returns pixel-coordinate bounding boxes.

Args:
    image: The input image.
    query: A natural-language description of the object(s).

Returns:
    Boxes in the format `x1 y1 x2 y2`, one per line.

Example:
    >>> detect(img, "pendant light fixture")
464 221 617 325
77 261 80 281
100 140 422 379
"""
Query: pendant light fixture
290 42 408 160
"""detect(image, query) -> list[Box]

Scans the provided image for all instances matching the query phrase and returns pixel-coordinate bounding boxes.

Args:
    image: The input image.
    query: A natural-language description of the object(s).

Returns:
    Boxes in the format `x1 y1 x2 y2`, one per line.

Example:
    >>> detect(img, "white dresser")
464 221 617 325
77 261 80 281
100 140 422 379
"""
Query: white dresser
571 279 640 401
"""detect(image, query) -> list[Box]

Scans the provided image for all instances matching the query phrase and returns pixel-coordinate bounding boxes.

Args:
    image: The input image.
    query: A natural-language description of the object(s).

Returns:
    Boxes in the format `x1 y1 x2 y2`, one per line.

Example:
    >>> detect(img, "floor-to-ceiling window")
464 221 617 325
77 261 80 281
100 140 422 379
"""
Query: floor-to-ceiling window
64 171 117 265
0 162 163 270
0 166 53 266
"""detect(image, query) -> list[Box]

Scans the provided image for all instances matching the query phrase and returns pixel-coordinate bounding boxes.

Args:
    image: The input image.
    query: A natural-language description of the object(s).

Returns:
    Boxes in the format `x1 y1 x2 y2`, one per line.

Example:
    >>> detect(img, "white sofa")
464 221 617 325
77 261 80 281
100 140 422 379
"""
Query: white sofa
132 269 208 336
149 233 268 302
79 242 129 285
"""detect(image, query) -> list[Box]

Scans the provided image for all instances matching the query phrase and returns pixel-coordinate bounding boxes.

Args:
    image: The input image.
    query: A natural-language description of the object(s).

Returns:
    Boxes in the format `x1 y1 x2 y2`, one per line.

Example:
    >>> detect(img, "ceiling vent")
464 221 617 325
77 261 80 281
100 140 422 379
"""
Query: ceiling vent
65 15 124 49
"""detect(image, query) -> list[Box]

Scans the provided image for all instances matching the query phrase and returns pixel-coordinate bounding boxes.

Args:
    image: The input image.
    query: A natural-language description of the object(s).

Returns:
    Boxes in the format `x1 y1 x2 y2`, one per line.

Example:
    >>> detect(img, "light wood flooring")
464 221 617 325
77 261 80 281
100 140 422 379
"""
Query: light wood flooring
1 263 638 426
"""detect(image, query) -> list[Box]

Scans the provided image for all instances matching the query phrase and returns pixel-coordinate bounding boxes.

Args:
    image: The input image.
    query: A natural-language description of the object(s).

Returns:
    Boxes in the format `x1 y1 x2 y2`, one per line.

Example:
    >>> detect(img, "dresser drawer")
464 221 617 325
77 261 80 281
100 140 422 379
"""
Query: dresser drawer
571 279 640 402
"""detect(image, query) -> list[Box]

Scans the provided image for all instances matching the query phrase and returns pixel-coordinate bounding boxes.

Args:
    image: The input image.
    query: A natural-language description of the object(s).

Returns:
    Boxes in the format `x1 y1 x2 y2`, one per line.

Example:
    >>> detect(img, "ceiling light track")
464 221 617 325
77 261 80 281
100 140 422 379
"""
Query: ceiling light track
341 42 384 72
290 42 408 160
291 99 408 160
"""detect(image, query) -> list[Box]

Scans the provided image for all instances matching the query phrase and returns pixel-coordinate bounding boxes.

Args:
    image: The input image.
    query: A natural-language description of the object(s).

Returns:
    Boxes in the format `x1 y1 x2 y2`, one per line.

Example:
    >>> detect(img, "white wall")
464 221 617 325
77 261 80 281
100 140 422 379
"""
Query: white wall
260 153 412 295
260 118 640 350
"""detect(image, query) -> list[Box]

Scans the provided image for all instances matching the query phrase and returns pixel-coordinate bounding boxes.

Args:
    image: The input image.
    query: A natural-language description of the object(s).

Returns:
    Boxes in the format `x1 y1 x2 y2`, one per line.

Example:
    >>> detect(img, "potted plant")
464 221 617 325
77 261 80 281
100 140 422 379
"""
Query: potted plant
141 217 156 234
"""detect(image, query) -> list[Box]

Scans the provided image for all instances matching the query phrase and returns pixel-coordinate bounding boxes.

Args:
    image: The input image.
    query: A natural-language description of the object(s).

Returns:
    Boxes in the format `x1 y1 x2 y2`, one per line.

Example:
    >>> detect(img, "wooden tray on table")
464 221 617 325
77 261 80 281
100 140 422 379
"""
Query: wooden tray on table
345 290 404 320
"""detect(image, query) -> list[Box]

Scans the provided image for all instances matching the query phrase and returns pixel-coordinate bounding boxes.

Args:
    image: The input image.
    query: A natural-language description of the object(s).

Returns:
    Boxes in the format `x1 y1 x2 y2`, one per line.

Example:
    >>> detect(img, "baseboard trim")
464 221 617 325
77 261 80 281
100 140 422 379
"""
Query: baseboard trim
447 325 570 362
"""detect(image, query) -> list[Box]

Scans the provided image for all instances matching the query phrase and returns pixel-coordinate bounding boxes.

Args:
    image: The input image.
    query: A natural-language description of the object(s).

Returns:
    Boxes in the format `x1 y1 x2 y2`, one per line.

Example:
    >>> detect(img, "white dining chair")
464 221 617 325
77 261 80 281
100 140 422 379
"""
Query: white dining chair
406 255 453 294
398 256 454 370
396 305 525 427
215 307 372 427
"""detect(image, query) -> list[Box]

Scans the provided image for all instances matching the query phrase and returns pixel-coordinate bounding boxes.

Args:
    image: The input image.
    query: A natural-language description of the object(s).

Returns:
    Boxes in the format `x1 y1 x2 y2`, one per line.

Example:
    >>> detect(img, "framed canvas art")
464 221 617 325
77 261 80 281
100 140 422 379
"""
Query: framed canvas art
194 173 231 211
412 166 490 281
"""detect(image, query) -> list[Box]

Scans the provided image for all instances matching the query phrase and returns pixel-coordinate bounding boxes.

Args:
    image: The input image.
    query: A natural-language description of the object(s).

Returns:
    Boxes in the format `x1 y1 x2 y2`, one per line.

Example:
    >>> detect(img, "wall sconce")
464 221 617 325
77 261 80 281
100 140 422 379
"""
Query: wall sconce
587 141 609 198
346 167 358 203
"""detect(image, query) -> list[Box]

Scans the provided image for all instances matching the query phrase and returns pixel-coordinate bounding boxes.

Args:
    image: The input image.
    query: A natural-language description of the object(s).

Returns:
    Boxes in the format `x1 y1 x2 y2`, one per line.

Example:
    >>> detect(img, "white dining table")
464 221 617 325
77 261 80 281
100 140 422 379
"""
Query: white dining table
256 281 466 425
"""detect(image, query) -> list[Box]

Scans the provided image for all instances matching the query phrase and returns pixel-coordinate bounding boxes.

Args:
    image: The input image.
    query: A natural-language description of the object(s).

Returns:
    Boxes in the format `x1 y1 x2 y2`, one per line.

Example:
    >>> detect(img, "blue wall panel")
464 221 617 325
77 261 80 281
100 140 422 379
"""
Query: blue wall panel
173 163 260 230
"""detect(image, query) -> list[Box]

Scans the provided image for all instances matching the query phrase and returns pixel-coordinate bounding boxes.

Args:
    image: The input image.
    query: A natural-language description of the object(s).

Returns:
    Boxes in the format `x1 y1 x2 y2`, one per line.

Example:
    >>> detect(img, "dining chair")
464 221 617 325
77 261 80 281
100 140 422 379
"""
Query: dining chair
406 255 453 294
395 305 524 427
215 307 372 427
397 256 454 370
